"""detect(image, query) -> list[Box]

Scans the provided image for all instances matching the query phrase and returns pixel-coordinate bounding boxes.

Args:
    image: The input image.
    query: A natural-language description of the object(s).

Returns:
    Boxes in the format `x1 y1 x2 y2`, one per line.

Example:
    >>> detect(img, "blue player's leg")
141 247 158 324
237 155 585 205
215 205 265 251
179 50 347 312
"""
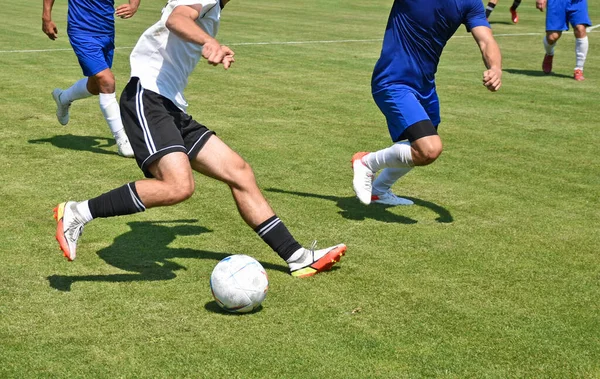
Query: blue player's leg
53 32 133 157
568 0 591 80
352 87 442 205
542 0 568 74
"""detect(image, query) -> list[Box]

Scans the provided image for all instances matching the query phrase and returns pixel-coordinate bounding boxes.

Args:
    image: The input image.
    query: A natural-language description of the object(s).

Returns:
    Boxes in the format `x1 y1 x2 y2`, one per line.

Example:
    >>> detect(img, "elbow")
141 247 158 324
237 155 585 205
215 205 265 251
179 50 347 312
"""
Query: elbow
165 15 177 31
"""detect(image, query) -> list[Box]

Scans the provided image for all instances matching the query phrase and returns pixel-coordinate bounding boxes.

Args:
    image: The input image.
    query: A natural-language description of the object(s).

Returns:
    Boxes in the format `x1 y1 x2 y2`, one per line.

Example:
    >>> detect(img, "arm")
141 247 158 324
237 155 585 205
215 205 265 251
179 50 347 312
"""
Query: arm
42 0 58 40
536 0 546 12
115 0 141 19
165 4 235 69
471 26 502 92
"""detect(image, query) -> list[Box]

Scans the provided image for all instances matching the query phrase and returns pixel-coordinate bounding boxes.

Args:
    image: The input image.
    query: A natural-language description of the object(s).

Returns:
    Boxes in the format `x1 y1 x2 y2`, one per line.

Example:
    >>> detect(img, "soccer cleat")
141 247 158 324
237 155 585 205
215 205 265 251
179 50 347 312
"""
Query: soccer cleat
116 136 135 158
542 54 553 74
371 191 414 206
352 152 374 205
53 201 84 261
510 8 519 23
574 69 585 81
290 242 347 278
52 88 71 125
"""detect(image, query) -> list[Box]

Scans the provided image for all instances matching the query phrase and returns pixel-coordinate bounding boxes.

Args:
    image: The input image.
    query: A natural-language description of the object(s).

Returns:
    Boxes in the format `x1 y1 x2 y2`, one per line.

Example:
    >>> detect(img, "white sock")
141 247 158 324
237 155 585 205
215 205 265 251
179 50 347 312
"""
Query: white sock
575 37 589 70
99 92 125 138
75 200 93 224
60 78 93 104
363 142 414 173
372 167 413 196
543 36 556 56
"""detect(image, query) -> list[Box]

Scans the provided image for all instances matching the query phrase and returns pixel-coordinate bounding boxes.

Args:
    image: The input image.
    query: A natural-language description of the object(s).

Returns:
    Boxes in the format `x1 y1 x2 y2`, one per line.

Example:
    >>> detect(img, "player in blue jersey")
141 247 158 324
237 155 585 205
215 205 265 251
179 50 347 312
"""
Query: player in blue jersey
42 0 140 157
351 0 502 206
537 0 591 81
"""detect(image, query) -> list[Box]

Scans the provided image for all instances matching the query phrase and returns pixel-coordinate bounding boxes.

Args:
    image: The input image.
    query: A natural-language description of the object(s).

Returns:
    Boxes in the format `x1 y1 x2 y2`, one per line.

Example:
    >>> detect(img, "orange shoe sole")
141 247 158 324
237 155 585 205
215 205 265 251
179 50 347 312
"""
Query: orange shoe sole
293 245 347 278
53 203 73 261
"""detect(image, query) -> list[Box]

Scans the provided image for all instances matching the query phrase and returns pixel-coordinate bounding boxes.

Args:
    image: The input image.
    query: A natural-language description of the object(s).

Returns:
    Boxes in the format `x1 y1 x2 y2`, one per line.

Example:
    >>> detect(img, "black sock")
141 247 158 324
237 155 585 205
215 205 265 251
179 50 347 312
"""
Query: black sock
254 216 302 261
88 182 146 218
486 2 496 18
510 0 521 11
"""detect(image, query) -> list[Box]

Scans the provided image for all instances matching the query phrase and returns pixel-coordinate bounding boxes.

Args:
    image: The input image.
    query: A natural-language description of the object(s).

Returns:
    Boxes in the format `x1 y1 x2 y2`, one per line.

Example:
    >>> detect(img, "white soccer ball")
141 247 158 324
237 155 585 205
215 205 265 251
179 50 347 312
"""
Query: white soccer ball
210 255 269 313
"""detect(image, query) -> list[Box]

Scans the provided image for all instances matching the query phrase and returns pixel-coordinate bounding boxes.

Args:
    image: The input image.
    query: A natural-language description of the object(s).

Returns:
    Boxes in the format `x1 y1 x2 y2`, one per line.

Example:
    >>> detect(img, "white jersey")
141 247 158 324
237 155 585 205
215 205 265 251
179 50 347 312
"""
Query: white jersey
130 0 221 112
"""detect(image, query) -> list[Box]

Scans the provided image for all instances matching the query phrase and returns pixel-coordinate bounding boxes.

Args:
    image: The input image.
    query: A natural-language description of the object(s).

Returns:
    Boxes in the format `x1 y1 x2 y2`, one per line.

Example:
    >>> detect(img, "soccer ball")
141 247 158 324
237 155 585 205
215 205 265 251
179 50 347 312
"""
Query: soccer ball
210 255 269 313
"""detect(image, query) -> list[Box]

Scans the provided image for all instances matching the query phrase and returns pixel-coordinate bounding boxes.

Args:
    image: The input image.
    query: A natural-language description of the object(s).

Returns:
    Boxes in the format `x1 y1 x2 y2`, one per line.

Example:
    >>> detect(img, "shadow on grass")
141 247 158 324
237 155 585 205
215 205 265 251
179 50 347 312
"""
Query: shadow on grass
503 68 573 79
29 134 118 156
488 20 513 25
48 220 288 292
204 301 264 315
266 188 453 224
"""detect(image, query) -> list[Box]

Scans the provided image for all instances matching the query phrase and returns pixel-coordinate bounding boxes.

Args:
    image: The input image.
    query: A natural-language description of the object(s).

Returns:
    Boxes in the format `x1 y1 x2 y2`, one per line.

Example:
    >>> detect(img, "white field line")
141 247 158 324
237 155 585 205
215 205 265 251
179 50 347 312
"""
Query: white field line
587 24 600 32
0 30 597 54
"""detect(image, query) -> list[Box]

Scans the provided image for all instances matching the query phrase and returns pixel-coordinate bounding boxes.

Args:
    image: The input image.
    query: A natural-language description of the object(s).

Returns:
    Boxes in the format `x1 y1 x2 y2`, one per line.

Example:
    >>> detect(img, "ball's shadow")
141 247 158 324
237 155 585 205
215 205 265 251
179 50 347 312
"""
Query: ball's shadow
204 301 264 315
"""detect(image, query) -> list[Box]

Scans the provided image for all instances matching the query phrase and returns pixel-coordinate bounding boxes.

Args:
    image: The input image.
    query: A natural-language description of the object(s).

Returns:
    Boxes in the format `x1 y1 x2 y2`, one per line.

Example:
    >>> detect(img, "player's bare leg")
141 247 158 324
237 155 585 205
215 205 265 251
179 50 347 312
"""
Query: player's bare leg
191 135 346 277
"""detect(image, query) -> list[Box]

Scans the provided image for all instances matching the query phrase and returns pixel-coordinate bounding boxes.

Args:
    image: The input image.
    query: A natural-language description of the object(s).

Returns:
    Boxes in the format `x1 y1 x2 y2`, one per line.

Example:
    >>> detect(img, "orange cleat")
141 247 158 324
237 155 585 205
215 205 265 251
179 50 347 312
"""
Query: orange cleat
510 8 519 24
542 54 554 74
574 69 585 81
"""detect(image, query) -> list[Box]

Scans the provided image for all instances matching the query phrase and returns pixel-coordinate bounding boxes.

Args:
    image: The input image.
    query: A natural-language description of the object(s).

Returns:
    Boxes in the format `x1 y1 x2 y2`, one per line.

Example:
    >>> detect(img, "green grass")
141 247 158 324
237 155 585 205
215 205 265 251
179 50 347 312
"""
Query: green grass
1 0 600 377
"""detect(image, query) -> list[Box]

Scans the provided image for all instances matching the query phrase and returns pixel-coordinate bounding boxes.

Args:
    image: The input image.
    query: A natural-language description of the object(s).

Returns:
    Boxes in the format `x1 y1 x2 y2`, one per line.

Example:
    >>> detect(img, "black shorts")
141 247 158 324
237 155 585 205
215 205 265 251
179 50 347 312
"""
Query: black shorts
120 77 215 178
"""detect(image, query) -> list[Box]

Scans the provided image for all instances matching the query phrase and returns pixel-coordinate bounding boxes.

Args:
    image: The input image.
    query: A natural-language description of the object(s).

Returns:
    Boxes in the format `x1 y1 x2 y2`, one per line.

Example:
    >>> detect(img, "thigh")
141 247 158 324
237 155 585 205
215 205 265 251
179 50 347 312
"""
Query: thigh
420 90 441 127
546 0 569 31
190 134 249 186
373 86 430 142
68 32 111 77
120 78 188 178
567 0 592 28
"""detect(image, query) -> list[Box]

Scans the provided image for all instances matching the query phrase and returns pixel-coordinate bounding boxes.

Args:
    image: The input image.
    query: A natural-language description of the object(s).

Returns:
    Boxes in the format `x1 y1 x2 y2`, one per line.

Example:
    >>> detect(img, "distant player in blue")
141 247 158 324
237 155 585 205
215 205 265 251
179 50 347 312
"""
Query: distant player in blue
537 0 591 81
42 0 140 157
351 0 502 206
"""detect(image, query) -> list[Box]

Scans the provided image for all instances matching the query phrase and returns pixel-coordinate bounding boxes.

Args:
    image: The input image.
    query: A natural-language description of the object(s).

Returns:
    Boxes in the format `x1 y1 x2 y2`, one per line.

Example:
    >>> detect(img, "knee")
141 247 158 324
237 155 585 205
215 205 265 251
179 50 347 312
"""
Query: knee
164 178 195 205
547 32 561 44
574 26 587 39
227 159 257 190
94 70 116 93
412 138 443 166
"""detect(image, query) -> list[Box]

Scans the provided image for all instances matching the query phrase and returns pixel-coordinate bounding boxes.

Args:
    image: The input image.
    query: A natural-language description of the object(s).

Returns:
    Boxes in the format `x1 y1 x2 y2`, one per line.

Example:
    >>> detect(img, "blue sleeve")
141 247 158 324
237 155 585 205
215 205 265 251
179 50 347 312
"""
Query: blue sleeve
463 0 491 31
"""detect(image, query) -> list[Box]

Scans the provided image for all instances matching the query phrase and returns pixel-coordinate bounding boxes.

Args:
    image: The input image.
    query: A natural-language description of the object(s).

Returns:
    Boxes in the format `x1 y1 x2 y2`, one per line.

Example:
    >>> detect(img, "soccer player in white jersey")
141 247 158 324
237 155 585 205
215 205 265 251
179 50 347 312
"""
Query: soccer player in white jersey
42 0 137 157
53 0 346 279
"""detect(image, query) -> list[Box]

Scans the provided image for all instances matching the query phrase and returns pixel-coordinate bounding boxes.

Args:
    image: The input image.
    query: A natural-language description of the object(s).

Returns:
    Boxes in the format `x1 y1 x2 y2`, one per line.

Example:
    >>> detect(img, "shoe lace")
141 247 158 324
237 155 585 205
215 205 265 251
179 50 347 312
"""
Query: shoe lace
65 219 84 243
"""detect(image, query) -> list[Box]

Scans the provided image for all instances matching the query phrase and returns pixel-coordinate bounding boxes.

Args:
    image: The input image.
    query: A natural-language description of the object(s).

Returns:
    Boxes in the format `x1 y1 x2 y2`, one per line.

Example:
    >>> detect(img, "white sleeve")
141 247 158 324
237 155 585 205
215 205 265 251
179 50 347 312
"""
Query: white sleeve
169 0 219 17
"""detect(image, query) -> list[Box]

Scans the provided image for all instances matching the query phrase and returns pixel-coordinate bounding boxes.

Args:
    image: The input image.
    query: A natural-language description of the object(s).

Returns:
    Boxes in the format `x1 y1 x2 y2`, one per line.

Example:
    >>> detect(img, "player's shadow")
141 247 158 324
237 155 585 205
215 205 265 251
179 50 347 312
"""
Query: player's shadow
503 68 573 79
47 220 288 292
29 134 118 156
266 188 453 224
488 20 513 25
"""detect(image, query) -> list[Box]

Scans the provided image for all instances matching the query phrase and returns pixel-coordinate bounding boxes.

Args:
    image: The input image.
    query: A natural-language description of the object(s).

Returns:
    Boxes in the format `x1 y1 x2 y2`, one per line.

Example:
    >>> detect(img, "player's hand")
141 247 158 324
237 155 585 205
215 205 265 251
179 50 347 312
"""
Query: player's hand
221 45 235 70
42 19 58 40
536 0 546 12
116 4 138 19
202 39 226 66
483 67 502 92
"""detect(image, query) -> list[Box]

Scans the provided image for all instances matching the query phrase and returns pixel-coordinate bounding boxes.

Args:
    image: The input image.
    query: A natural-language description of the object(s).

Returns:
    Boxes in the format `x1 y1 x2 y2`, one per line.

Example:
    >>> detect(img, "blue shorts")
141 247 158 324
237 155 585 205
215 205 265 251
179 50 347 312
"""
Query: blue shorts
372 85 440 142
68 31 115 77
546 0 591 31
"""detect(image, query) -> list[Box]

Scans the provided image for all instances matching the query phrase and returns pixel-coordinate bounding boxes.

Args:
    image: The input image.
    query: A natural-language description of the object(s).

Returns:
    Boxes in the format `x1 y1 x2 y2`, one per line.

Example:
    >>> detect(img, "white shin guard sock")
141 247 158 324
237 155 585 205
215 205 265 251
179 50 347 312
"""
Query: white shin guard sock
543 36 556 56
363 142 414 173
99 92 125 138
372 167 413 195
61 78 93 104
575 36 589 70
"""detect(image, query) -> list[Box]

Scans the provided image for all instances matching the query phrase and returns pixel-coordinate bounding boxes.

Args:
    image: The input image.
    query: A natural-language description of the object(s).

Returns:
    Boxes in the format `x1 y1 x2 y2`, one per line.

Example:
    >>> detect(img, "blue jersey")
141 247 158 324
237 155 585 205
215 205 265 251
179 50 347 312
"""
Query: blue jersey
67 0 115 35
372 0 489 95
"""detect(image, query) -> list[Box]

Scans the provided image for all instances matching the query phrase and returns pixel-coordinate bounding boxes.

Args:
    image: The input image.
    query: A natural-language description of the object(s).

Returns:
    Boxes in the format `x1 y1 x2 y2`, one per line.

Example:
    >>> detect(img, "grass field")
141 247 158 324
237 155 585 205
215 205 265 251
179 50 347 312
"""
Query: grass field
1 0 599 377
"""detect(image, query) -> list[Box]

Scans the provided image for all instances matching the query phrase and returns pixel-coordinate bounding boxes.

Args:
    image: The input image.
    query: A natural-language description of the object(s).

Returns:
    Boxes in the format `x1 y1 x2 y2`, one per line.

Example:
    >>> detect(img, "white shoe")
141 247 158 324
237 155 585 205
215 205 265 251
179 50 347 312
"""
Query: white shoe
52 88 71 125
53 201 85 261
371 190 414 206
352 152 373 205
289 241 347 278
116 136 134 158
